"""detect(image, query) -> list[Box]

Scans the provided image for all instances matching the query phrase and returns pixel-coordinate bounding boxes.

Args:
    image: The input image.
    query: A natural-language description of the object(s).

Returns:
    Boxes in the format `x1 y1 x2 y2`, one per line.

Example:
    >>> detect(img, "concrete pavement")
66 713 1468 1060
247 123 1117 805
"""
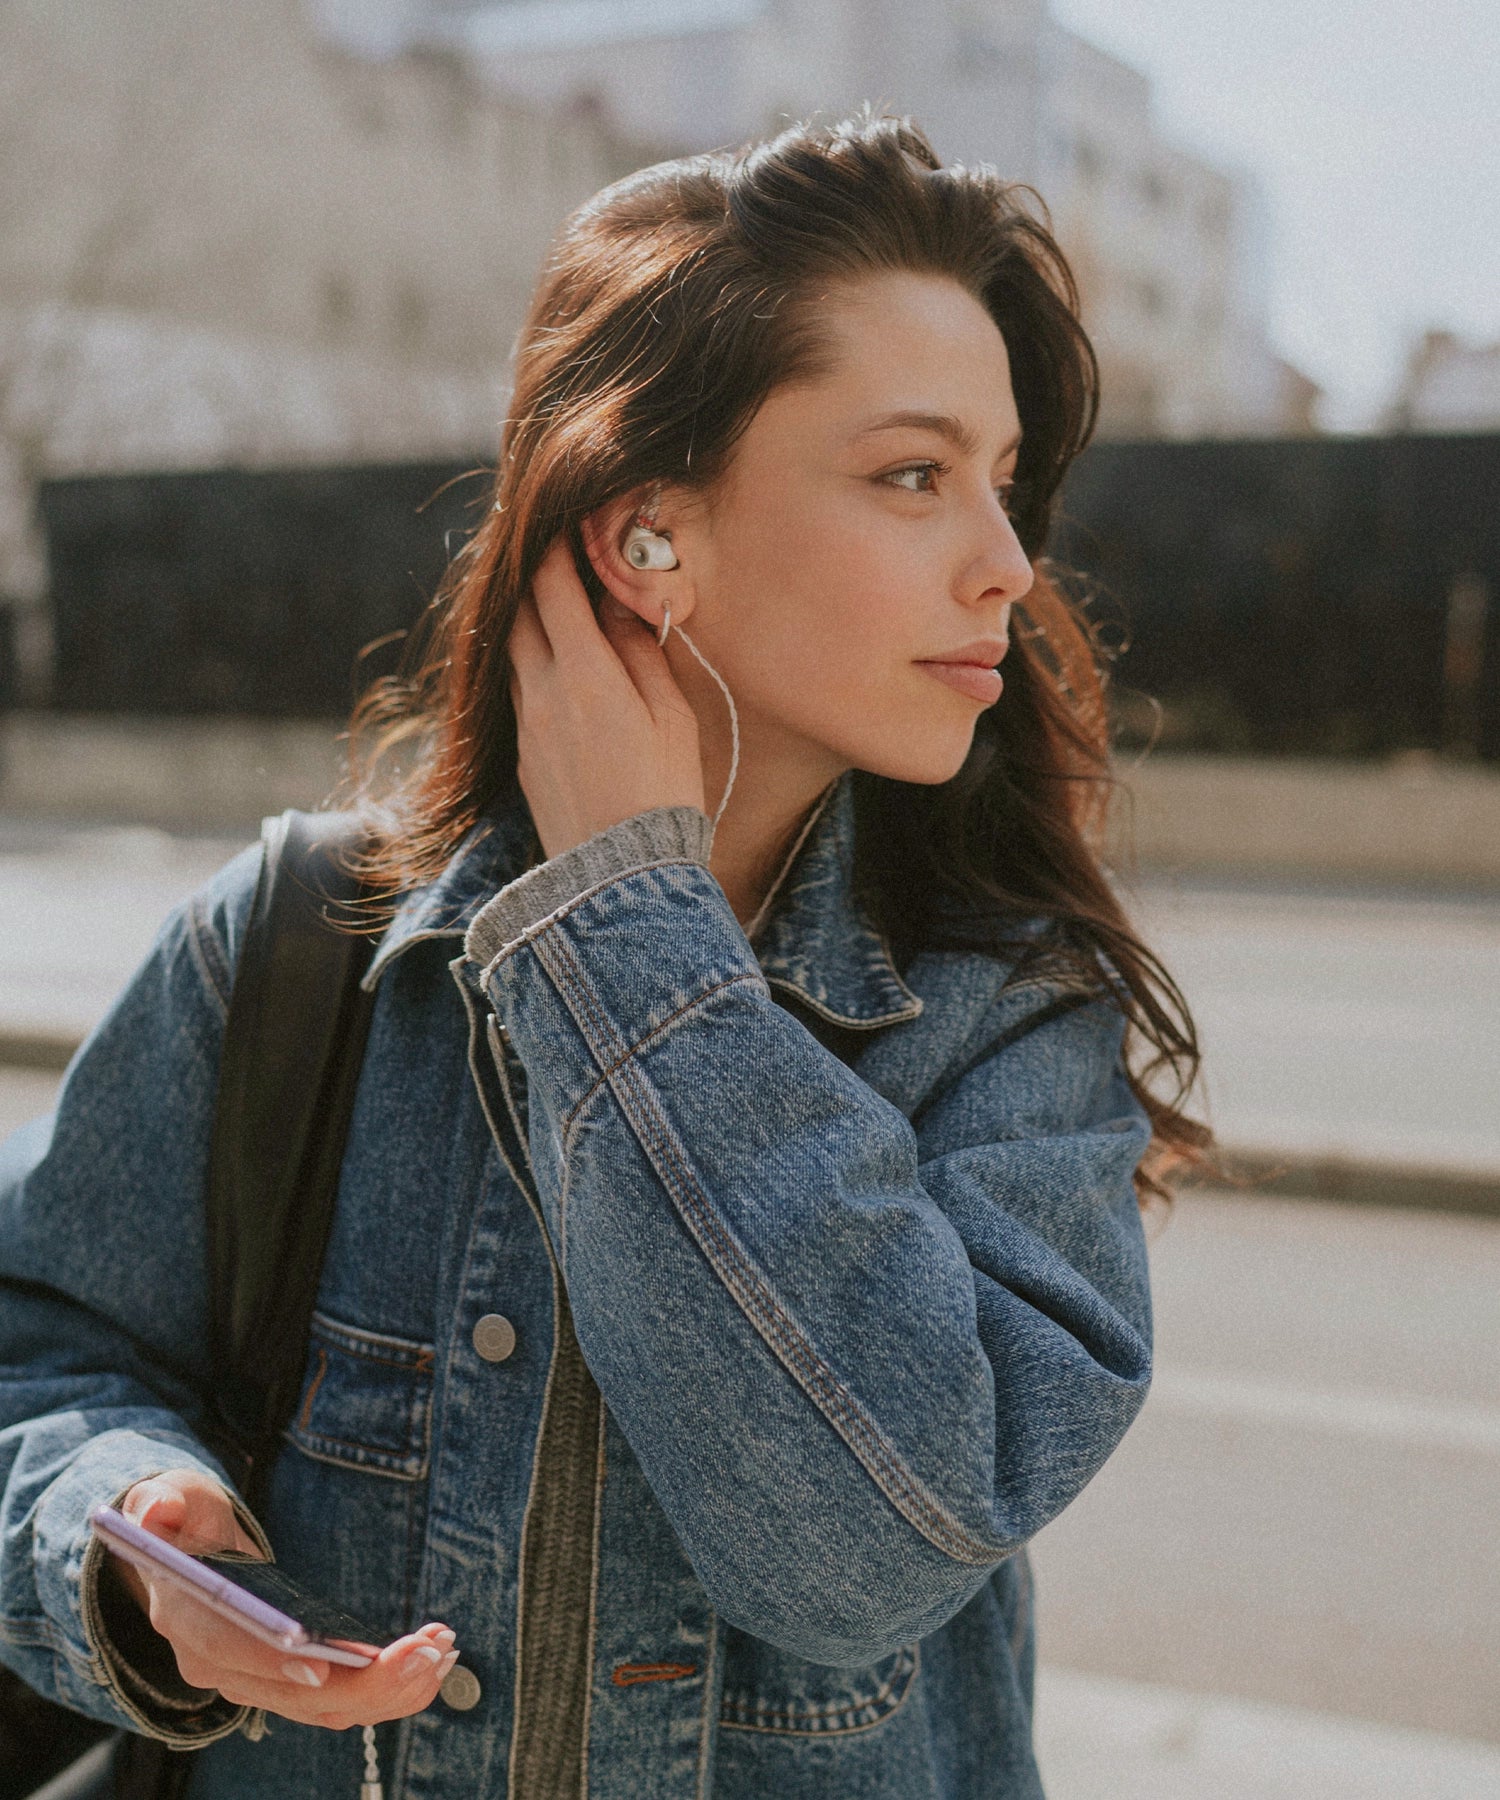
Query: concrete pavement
1034 1665 1500 1799
1130 872 1500 1185
1028 1187 1500 1750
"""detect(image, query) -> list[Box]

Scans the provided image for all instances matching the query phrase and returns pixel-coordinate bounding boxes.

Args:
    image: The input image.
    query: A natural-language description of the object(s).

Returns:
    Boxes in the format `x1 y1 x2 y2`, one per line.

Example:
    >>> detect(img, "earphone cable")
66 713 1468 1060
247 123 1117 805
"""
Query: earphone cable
674 626 740 837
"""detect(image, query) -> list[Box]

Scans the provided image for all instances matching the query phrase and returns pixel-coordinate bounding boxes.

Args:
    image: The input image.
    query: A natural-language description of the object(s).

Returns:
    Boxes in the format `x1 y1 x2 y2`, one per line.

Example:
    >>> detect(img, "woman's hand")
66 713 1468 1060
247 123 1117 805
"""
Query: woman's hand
109 1469 458 1731
509 537 706 860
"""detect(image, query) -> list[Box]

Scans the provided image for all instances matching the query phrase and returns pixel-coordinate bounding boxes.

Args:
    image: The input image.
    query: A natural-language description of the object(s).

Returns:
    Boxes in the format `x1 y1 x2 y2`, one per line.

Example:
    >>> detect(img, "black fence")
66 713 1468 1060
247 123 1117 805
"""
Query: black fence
1054 433 1499 761
36 462 489 717
34 434 1500 760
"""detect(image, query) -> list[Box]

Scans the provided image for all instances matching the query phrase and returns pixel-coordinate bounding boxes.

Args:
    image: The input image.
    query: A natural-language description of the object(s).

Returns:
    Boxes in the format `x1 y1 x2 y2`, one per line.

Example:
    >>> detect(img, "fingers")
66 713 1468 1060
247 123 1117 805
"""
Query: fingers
598 601 701 739
529 537 608 662
156 1594 459 1730
216 1628 458 1728
507 585 552 687
114 1473 462 1731
124 1469 259 1556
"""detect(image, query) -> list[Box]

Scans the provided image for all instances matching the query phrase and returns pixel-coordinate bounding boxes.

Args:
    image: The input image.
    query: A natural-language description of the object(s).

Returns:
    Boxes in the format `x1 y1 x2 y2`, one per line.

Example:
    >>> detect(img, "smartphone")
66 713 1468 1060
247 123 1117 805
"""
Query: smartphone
90 1505 382 1667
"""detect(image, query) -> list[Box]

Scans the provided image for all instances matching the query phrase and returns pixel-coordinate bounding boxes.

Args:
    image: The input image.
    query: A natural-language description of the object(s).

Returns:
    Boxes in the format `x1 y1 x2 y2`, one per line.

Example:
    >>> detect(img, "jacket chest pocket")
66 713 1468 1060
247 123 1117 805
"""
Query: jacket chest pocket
285 1312 435 1480
717 1627 920 1736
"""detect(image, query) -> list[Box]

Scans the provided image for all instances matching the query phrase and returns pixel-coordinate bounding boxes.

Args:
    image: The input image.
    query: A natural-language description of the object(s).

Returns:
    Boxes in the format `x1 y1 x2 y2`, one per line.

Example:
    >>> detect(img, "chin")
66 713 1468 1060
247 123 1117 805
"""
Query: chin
854 725 976 787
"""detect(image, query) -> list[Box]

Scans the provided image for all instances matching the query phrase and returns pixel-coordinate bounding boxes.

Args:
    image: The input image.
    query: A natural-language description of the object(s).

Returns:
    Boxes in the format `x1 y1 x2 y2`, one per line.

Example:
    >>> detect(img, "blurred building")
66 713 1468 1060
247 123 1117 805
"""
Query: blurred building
2 0 1315 705
1036 30 1318 439
0 0 626 693
1387 330 1500 432
386 0 1312 440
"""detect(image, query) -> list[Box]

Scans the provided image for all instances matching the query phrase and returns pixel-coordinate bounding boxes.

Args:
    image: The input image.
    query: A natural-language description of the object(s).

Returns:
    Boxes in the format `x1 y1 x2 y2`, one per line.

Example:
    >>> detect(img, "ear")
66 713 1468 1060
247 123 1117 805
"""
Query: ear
580 489 693 632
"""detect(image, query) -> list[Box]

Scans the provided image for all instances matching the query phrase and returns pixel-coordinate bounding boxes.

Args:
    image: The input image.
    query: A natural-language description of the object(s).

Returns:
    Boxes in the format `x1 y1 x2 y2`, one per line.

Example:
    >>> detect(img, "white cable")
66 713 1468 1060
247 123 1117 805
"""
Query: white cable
742 777 838 945
674 626 740 836
360 1723 384 1799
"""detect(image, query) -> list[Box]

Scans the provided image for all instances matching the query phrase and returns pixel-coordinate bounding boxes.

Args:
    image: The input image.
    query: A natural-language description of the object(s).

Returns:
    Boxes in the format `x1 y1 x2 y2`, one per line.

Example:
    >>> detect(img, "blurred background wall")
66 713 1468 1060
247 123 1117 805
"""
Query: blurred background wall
0 0 635 695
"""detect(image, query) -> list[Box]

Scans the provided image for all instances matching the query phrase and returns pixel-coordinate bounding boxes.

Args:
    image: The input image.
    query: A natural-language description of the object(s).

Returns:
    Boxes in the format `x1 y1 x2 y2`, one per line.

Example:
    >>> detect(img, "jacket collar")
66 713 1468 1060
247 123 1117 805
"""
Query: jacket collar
362 771 923 1030
749 772 923 1028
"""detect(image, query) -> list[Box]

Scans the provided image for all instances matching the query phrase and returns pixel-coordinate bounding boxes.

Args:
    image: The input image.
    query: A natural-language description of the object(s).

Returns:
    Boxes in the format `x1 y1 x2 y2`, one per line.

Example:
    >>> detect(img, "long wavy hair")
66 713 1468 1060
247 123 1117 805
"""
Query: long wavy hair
344 109 1213 1206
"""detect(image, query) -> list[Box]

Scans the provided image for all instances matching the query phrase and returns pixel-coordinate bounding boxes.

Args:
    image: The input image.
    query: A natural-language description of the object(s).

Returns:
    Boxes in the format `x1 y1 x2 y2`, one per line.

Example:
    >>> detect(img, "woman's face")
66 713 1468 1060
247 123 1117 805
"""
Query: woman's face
668 269 1035 791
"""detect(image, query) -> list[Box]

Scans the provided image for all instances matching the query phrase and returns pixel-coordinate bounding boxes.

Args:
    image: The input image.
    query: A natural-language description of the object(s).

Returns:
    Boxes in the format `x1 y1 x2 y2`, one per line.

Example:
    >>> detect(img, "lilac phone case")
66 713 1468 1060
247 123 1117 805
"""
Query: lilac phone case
89 1506 377 1666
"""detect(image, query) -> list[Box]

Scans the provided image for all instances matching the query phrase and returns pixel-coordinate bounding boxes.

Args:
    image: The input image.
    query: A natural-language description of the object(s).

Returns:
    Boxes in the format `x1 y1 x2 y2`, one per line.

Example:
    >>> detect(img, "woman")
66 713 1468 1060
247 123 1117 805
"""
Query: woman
0 112 1206 1797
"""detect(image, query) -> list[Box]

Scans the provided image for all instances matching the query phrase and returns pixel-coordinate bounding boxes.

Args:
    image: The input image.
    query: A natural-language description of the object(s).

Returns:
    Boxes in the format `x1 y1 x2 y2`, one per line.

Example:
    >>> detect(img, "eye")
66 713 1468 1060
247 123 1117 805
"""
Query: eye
881 459 948 493
880 461 1021 516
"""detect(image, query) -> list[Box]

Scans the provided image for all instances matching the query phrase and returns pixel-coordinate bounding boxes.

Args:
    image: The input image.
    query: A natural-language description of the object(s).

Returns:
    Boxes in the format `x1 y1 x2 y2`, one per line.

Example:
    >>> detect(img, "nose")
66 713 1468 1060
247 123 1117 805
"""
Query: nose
960 501 1034 612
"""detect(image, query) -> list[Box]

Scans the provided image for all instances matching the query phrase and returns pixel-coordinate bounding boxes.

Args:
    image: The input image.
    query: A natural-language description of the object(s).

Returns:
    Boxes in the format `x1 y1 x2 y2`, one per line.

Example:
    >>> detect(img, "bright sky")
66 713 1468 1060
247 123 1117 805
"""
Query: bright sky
1050 0 1500 430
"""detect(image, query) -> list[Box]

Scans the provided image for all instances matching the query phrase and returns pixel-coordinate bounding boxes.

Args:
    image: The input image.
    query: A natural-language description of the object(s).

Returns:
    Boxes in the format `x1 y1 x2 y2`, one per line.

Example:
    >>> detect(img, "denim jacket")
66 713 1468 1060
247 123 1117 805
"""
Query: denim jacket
0 768 1153 1799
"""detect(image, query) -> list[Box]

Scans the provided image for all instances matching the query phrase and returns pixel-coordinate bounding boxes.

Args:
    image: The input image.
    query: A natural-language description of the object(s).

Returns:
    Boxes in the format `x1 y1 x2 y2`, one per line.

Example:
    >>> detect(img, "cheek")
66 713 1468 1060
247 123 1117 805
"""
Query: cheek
738 569 907 732
734 496 923 665
708 487 975 776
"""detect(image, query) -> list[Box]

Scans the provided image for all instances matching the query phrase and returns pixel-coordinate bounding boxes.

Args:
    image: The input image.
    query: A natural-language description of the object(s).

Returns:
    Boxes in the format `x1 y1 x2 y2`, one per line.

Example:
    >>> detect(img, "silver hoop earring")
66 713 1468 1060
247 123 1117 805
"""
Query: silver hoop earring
656 602 671 647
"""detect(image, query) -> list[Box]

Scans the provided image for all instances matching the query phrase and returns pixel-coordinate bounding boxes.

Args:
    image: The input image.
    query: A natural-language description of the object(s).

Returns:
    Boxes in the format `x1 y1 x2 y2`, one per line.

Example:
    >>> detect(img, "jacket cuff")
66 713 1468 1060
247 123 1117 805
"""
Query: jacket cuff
465 805 713 970
34 1431 269 1748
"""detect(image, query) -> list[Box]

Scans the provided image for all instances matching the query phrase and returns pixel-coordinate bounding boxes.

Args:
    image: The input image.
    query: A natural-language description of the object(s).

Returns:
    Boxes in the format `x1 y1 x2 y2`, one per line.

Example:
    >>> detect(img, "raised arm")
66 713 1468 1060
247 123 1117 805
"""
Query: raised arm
465 813 1153 1666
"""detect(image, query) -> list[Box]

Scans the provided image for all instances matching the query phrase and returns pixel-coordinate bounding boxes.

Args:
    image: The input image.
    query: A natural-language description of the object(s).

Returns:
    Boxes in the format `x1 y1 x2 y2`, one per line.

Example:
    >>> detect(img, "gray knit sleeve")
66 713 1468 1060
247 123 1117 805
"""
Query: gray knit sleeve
464 805 713 968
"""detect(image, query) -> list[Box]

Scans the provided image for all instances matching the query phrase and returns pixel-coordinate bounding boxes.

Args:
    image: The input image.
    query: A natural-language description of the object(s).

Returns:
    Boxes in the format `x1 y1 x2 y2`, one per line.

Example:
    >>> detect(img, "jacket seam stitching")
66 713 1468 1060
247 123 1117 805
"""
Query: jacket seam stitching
308 1311 435 1360
476 856 712 981
762 973 919 1030
505 1181 568 1800
282 1433 426 1482
560 972 765 1143
719 1641 922 1735
695 1605 720 1800
185 892 232 1021
577 1395 607 1796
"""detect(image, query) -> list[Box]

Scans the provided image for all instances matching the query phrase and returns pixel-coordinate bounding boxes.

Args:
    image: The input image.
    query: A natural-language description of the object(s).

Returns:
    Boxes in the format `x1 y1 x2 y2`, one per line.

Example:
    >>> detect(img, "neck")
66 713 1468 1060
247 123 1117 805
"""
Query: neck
700 733 846 934
665 628 846 933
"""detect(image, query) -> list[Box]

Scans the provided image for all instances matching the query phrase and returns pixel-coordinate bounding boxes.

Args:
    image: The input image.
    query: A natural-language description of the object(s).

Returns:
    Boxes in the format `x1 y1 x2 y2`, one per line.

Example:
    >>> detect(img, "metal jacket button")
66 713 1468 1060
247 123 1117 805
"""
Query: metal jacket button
440 1664 482 1711
472 1313 516 1362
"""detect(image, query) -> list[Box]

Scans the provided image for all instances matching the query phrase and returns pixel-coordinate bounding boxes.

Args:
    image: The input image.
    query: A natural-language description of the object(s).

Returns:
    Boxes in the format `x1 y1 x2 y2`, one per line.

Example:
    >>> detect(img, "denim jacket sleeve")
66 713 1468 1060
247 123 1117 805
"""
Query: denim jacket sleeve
0 845 270 1746
464 816 1154 1668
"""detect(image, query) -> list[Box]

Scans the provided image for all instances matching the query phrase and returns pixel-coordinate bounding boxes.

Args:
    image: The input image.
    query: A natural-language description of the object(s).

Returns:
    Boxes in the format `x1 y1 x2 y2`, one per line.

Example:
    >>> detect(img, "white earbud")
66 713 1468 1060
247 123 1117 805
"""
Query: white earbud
623 482 680 573
625 531 679 571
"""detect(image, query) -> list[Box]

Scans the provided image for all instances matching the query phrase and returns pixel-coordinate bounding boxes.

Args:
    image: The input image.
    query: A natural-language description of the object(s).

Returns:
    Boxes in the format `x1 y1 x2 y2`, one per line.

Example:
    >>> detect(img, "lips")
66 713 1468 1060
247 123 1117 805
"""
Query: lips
920 636 1009 669
917 661 1004 703
915 635 1008 705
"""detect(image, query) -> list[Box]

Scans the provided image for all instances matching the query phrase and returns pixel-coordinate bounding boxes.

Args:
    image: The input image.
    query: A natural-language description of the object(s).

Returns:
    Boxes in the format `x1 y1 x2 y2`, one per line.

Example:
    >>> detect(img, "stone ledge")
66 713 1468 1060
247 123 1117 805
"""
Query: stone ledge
1106 751 1500 888
3 716 1498 884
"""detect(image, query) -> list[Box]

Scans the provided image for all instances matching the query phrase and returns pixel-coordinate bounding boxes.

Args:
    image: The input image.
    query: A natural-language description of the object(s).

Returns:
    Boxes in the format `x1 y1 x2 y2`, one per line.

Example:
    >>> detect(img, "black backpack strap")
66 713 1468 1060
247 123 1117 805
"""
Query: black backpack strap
203 808 378 1513
110 814 378 1800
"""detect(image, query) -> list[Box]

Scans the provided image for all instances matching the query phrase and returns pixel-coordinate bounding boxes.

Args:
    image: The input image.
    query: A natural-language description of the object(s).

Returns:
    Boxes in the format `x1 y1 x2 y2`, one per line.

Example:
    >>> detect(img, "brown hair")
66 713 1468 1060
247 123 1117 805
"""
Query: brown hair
345 109 1212 1205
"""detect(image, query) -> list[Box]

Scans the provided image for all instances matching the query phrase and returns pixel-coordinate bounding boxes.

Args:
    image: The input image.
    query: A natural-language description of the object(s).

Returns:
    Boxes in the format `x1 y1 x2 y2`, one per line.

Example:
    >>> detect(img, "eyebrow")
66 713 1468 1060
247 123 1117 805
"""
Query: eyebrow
853 410 1022 460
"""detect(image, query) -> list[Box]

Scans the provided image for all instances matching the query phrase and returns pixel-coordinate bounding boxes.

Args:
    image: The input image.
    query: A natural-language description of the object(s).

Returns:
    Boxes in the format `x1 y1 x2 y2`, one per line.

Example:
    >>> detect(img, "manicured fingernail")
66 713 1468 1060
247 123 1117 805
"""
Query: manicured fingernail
437 1649 460 1676
281 1660 326 1687
405 1645 443 1669
431 1629 456 1647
